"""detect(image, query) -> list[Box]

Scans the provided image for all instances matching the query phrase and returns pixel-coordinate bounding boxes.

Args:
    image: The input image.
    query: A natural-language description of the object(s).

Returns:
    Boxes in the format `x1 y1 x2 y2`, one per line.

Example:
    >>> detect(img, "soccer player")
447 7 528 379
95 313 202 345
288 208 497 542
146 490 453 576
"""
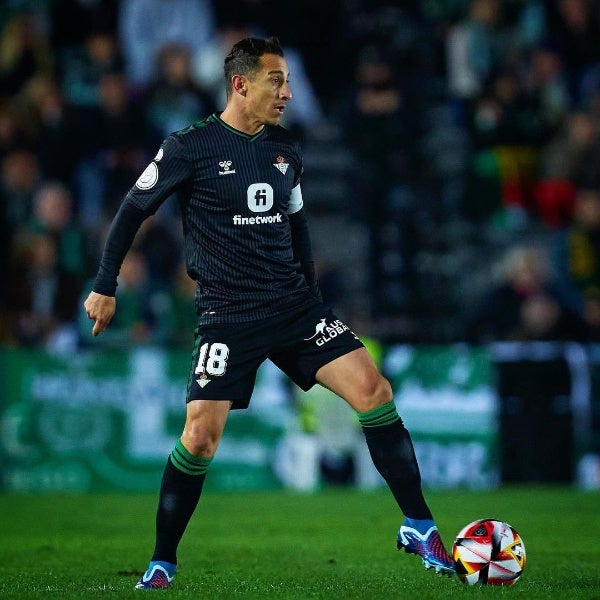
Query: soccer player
83 36 455 590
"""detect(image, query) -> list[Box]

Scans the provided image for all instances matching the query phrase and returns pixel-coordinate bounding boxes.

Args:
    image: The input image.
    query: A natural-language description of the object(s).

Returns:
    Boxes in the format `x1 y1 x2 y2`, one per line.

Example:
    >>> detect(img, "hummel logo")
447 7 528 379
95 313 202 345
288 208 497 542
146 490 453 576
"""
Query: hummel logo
218 160 236 176
273 155 289 175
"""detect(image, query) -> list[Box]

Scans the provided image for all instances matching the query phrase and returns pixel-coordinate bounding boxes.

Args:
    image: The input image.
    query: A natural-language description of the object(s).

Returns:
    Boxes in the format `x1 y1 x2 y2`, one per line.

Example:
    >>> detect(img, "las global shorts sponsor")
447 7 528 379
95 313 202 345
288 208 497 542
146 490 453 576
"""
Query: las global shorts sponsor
233 213 283 225
304 318 353 346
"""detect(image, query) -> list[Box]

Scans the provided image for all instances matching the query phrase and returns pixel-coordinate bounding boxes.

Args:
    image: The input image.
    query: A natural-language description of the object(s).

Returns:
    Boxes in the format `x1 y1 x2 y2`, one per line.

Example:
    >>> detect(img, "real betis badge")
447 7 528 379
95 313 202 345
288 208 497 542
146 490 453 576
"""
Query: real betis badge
273 155 289 174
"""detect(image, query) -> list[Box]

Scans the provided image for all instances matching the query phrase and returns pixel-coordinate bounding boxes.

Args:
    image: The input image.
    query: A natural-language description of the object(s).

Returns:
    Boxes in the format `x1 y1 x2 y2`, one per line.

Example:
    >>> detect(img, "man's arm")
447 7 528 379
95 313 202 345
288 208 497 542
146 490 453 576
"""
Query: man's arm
84 201 148 335
84 132 192 336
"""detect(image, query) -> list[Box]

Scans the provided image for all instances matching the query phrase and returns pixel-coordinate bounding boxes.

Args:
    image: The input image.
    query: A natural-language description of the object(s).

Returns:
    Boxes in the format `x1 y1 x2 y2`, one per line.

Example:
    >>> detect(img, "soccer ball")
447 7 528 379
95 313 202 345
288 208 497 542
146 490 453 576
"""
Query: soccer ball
452 518 526 586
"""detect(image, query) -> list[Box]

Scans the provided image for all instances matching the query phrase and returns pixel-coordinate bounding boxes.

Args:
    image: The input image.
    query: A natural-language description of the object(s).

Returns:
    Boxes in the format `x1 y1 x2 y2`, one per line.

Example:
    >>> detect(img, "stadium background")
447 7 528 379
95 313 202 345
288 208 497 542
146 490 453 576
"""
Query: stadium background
1 0 600 493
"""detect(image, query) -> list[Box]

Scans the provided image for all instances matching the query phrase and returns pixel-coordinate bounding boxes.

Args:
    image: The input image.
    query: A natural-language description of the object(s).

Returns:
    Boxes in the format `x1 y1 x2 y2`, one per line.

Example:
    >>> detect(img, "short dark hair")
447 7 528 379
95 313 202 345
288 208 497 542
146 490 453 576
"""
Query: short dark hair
223 36 284 98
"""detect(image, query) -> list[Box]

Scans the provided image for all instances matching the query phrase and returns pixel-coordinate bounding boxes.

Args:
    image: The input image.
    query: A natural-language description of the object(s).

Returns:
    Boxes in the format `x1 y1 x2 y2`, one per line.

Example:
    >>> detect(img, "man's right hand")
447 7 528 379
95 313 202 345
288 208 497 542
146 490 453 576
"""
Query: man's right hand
84 291 116 336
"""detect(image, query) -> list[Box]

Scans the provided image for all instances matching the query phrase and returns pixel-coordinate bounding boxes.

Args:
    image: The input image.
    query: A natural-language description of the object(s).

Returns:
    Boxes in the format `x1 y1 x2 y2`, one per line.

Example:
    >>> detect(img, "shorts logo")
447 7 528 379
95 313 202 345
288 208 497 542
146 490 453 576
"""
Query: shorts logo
304 318 327 340
304 318 351 346
197 373 211 388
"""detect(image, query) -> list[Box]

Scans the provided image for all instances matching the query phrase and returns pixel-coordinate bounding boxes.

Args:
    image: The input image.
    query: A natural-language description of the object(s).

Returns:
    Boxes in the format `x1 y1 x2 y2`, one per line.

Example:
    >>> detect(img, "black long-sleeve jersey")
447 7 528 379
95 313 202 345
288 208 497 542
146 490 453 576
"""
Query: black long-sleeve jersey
93 113 317 325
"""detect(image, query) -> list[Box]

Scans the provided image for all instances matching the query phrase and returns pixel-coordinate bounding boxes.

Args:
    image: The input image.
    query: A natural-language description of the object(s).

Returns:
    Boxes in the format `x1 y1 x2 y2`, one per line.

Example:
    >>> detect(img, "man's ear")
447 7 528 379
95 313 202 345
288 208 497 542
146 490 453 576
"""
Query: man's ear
231 75 247 96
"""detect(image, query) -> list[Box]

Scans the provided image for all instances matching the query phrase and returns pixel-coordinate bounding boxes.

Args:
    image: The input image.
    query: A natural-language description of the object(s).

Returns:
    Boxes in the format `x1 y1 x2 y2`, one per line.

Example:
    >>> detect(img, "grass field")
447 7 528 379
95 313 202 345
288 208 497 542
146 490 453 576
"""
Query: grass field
0 485 599 599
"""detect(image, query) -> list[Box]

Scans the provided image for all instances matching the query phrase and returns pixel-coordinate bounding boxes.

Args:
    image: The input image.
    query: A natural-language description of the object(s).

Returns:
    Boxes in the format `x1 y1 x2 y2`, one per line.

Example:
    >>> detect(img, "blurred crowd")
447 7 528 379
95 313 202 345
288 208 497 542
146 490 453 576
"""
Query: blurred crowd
2 0 600 352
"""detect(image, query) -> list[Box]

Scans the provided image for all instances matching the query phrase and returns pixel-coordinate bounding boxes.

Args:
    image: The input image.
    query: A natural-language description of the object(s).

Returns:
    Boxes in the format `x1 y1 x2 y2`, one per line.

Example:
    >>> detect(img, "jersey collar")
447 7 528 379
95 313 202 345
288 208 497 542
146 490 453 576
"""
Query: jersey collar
213 113 266 141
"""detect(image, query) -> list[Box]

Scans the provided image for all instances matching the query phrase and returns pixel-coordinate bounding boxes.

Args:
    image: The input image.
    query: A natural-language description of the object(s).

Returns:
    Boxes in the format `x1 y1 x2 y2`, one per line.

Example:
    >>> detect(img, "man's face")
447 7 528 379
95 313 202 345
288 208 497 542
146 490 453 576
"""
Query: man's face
244 53 292 126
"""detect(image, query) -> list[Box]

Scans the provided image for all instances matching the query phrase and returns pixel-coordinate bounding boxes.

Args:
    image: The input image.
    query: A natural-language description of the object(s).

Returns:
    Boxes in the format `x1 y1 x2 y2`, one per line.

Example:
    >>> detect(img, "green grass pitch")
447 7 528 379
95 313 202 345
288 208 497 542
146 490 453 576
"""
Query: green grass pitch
0 486 598 598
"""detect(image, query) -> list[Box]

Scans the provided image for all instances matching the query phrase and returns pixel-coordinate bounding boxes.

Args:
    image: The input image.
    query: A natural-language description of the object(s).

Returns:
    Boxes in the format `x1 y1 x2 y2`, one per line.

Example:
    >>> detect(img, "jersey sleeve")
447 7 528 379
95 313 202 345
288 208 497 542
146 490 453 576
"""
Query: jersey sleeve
125 134 192 212
92 134 192 296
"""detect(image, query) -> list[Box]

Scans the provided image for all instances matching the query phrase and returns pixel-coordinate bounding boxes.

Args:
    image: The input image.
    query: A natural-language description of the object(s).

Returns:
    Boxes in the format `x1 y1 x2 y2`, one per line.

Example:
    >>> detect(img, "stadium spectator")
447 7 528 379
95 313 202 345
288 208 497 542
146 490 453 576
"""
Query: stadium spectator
49 0 119 53
74 70 149 226
0 100 27 160
525 42 572 134
16 75 83 185
117 0 216 91
0 11 53 99
540 108 600 189
546 0 600 106
0 147 41 233
25 180 91 282
0 148 41 324
533 108 600 227
340 44 412 220
551 187 600 339
145 42 217 147
466 243 589 342
445 0 504 102
5 231 81 349
57 30 124 110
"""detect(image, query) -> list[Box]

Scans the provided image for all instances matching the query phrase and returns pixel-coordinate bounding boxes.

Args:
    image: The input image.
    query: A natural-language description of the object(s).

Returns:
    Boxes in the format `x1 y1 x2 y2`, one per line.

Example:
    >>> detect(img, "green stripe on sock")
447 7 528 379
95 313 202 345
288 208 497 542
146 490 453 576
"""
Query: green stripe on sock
357 401 400 428
169 440 213 476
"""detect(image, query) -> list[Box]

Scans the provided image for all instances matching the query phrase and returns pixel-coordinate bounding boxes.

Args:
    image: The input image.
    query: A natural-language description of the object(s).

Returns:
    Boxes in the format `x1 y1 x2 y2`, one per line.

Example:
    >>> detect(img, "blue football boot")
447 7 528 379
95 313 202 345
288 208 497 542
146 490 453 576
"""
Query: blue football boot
397 522 455 576
135 561 176 589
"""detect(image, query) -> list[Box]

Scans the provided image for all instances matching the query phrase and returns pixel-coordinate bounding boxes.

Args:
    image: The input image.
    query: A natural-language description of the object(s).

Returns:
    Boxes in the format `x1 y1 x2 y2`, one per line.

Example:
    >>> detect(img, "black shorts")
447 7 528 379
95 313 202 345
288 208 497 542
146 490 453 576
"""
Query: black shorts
185 300 364 409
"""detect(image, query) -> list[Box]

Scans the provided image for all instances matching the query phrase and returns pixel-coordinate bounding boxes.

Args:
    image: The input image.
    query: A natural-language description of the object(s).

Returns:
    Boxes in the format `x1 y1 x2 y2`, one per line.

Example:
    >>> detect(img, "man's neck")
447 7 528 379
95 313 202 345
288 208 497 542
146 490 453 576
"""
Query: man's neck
219 107 264 136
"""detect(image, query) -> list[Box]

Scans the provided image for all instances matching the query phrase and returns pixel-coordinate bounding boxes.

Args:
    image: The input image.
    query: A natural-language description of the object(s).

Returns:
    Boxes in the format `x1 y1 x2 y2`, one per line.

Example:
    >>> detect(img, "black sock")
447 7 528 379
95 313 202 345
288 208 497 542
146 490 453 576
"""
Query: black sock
151 442 211 564
360 411 432 520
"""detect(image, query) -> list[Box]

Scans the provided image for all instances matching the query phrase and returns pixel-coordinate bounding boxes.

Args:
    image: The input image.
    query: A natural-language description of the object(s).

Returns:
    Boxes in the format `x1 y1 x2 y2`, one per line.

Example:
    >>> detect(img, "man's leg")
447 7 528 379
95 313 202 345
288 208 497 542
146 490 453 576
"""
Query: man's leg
316 349 455 575
136 399 231 589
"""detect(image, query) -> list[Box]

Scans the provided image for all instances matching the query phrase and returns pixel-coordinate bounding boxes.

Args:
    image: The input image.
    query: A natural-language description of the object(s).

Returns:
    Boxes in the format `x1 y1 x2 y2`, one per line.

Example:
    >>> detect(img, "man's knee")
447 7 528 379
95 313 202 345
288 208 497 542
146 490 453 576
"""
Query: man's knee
180 424 221 457
353 371 393 413
181 399 230 457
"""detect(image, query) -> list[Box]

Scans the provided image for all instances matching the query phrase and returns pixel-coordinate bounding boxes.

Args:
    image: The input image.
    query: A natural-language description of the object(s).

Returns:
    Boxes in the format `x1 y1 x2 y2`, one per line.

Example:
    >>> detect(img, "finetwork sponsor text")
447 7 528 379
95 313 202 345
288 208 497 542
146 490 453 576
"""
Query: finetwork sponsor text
233 213 283 225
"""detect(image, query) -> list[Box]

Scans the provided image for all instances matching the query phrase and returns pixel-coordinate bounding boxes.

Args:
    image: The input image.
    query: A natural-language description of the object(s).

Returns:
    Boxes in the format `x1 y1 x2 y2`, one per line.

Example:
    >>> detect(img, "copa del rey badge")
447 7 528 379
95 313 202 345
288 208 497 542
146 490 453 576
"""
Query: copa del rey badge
273 155 289 174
